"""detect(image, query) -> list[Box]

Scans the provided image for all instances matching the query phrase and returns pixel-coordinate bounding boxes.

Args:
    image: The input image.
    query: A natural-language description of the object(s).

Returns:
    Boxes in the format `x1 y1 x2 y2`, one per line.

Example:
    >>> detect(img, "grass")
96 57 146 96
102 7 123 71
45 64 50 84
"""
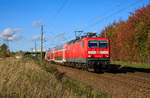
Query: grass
112 61 150 69
44 64 109 98
0 57 110 98
0 58 64 98
62 77 109 98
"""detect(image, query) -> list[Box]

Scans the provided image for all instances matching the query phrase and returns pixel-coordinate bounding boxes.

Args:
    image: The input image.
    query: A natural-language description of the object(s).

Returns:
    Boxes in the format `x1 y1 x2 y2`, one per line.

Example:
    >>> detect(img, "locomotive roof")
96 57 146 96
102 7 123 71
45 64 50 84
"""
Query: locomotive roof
67 33 99 44
67 37 82 44
67 37 109 44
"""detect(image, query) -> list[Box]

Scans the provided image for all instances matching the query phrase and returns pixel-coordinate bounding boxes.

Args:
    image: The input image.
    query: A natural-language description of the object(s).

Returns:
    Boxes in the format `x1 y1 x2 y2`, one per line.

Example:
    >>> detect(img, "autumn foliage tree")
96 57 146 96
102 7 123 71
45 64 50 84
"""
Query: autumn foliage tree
100 4 150 63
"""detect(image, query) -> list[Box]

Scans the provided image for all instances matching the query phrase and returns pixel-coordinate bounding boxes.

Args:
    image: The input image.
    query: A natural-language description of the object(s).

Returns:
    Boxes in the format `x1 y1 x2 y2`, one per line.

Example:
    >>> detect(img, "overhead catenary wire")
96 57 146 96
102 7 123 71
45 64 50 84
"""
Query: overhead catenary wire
88 0 131 23
51 0 68 23
49 0 130 43
83 0 143 31
46 0 144 48
47 0 68 31
44 0 68 49
71 0 132 37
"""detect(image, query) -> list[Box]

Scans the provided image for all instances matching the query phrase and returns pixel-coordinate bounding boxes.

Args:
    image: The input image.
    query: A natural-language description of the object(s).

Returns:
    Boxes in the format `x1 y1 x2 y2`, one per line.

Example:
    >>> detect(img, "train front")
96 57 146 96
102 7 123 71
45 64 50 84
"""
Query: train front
86 38 110 68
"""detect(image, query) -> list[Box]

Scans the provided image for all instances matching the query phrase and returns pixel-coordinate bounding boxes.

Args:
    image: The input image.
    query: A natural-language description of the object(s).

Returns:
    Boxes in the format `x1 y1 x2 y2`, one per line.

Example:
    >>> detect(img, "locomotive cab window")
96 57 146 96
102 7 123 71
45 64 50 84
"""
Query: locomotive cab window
88 40 98 48
99 40 108 48
88 40 108 48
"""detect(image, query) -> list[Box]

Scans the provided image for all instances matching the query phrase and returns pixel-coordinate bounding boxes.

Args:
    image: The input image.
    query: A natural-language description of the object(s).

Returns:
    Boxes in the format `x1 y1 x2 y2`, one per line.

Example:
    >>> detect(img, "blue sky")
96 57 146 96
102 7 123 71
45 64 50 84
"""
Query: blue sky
0 0 149 51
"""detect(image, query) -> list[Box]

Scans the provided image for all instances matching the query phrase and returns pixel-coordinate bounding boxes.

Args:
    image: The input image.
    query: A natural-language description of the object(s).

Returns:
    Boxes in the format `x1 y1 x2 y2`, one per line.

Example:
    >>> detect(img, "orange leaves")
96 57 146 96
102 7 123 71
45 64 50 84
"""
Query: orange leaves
99 4 150 63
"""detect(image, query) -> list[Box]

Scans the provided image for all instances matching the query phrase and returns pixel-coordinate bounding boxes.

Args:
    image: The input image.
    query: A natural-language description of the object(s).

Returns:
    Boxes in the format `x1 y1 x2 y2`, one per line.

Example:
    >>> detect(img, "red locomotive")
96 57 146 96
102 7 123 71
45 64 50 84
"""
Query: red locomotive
45 33 110 72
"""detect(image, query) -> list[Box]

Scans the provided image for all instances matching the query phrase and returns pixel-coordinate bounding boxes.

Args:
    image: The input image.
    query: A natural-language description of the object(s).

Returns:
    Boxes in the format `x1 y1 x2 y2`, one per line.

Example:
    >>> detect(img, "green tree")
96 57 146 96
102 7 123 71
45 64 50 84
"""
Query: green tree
0 43 9 57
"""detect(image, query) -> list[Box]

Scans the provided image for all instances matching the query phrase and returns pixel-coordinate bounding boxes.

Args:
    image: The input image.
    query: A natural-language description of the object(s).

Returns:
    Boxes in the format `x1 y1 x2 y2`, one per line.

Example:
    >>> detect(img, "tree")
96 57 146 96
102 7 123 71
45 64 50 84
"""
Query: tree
0 43 9 57
99 4 150 63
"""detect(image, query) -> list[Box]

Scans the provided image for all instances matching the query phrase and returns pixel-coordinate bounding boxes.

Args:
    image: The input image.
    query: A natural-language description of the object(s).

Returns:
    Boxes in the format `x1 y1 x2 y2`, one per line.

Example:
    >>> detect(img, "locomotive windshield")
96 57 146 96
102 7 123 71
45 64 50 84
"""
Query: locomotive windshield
88 40 98 47
88 40 108 48
99 40 108 48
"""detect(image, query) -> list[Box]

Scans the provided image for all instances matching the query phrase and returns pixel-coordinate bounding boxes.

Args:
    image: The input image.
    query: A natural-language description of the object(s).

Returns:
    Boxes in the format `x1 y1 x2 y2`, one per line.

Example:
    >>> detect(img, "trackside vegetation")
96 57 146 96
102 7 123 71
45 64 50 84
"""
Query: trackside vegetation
0 43 12 57
112 61 150 69
100 4 150 64
0 56 110 98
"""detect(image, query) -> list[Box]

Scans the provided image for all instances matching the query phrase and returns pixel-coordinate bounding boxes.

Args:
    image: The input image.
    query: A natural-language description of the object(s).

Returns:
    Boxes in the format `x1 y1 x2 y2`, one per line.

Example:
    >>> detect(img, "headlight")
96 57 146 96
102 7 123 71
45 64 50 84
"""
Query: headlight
105 55 109 58
88 55 92 58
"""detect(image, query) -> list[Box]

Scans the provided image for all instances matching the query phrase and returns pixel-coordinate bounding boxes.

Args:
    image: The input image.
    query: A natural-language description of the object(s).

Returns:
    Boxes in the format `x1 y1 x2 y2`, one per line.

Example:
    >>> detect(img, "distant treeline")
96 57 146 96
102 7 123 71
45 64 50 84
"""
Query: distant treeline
0 43 22 58
100 4 150 63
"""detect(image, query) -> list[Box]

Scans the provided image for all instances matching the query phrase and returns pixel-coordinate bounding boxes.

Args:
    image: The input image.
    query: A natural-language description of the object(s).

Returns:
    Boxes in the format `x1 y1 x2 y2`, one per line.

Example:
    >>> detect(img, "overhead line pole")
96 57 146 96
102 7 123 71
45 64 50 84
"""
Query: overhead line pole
41 24 43 62
35 40 36 52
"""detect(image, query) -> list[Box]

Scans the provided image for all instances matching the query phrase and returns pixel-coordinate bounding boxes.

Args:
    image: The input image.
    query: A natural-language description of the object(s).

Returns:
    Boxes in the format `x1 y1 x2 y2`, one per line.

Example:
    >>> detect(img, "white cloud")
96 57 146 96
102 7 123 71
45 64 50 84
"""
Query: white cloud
28 35 40 41
8 34 21 41
0 28 23 41
31 20 42 27
0 28 22 38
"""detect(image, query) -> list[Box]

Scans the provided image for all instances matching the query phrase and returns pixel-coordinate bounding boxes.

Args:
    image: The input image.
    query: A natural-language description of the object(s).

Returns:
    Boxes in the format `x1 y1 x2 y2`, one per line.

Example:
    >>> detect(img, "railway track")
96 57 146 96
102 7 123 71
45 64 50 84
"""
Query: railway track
50 63 150 97
127 72 150 80
132 72 150 78
95 73 150 96
73 65 150 95
120 73 150 84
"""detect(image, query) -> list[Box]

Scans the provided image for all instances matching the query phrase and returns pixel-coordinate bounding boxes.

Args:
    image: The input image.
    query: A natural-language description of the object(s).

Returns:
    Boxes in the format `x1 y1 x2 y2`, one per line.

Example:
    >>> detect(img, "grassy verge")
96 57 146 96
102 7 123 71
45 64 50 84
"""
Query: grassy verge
44 64 109 98
112 61 150 69
0 57 110 98
37 58 110 98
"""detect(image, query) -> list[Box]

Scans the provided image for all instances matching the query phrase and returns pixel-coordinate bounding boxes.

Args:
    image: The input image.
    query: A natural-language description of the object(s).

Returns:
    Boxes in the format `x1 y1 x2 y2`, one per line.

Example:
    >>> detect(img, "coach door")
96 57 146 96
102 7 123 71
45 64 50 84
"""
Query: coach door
63 49 65 61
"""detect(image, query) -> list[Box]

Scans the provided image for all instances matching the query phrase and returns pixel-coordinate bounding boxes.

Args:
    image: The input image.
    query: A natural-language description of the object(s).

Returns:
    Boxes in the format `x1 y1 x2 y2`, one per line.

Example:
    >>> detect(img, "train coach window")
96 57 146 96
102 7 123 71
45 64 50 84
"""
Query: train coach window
82 41 84 48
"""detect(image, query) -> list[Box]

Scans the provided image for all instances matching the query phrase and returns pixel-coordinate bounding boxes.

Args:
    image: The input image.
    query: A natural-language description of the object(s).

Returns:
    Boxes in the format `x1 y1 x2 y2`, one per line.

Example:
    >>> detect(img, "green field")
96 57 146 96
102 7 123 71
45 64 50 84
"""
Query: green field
112 61 150 69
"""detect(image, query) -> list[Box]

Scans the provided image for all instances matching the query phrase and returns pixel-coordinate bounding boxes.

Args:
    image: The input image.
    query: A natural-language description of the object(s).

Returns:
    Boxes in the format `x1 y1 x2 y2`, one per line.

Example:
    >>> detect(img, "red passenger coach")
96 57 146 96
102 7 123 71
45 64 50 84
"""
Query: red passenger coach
45 33 110 72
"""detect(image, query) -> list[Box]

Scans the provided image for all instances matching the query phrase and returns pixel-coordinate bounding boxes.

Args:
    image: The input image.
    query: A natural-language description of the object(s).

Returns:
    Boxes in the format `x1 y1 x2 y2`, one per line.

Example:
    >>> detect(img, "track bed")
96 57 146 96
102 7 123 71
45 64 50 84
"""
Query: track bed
49 63 150 97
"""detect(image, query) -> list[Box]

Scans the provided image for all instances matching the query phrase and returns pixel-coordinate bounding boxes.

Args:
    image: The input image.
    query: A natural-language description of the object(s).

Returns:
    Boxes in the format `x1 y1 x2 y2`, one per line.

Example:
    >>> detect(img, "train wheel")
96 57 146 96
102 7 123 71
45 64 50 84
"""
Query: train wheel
86 64 91 72
82 64 87 70
85 64 88 71
94 64 98 73
94 64 102 73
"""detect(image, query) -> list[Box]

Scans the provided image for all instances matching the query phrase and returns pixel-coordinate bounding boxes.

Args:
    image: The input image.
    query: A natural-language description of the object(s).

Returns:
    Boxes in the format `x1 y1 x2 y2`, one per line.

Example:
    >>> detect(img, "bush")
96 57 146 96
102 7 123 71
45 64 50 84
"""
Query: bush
45 66 59 74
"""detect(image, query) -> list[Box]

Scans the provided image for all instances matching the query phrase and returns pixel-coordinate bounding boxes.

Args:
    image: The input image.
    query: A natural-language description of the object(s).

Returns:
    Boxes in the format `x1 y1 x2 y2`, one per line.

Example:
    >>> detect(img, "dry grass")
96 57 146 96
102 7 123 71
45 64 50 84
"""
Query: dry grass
0 58 64 98
0 58 109 98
